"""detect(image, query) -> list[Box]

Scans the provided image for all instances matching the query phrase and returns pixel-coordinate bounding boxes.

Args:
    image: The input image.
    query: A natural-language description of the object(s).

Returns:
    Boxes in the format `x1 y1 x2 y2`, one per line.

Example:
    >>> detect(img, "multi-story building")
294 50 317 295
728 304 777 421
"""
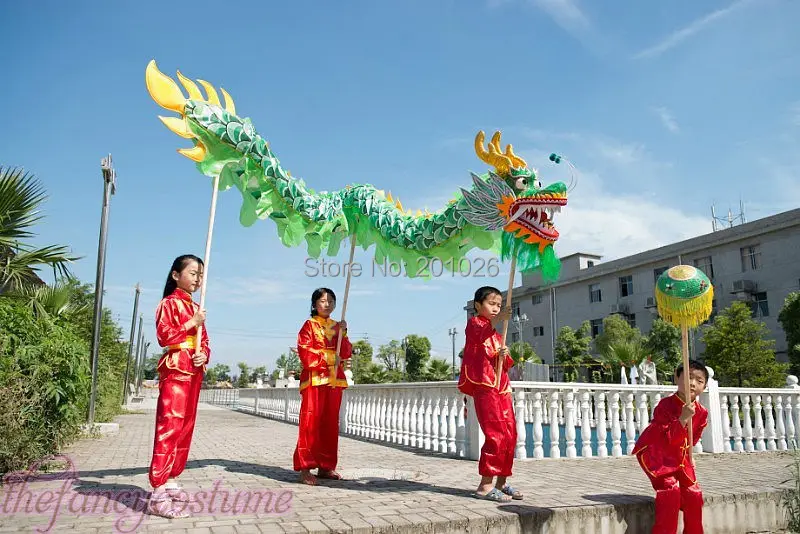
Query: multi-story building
465 207 800 365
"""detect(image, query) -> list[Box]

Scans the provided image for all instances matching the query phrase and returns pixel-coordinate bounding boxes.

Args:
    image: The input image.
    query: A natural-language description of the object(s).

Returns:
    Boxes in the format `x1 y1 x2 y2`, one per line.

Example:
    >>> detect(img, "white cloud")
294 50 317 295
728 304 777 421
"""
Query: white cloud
654 107 680 133
791 101 800 127
511 130 712 261
531 0 591 34
633 0 756 60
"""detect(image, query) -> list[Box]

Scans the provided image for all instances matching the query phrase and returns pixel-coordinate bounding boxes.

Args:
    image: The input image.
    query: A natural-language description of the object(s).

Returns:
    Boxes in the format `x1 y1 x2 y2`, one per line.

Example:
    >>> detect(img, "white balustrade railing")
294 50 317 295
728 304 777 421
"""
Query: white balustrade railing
199 370 800 462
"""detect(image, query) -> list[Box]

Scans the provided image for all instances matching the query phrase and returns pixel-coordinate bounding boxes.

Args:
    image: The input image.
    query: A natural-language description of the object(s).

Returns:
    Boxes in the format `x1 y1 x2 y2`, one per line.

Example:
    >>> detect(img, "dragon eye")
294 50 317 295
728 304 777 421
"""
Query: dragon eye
535 180 542 188
514 177 528 190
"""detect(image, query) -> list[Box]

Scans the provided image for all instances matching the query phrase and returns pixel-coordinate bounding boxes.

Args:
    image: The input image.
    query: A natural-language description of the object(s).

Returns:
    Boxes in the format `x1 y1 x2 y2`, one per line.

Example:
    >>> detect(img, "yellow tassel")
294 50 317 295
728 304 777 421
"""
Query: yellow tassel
655 285 714 328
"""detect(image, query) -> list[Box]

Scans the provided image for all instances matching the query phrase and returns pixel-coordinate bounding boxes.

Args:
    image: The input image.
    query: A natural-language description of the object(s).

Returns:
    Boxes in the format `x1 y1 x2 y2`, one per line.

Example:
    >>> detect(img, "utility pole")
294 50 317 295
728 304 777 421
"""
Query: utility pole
131 316 143 392
88 154 117 426
448 327 457 380
137 341 150 394
121 285 141 405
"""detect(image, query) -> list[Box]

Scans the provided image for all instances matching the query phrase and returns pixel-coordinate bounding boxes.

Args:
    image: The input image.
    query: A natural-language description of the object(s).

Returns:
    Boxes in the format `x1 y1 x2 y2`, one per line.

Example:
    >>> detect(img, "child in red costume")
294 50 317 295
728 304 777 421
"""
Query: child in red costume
458 286 523 502
148 254 210 519
632 360 709 534
293 287 352 486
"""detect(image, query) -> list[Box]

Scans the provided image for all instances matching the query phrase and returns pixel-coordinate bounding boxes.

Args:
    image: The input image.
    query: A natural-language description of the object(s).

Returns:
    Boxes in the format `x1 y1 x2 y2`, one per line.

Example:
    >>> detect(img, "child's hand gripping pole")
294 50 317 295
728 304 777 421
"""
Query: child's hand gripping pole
334 237 357 370
194 174 221 366
496 255 517 389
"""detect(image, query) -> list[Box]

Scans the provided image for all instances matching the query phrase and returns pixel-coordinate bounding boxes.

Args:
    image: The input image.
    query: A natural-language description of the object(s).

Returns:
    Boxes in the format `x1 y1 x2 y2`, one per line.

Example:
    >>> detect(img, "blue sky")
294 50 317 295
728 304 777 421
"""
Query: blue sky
1 0 798 371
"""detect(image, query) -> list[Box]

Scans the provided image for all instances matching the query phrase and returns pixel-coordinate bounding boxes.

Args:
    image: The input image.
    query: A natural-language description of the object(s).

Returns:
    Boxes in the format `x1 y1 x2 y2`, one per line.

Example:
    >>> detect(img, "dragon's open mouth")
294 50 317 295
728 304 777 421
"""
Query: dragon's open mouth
507 194 567 241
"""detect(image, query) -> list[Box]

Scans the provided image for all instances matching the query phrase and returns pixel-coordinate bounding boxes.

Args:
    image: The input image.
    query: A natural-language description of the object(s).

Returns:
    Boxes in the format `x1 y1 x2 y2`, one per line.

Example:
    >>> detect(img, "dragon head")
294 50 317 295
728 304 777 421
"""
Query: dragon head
466 131 568 252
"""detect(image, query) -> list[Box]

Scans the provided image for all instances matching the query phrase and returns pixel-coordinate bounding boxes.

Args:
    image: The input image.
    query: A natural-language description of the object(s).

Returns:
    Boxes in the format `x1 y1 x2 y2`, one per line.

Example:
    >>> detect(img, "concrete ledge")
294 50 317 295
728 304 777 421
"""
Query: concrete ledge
355 490 788 534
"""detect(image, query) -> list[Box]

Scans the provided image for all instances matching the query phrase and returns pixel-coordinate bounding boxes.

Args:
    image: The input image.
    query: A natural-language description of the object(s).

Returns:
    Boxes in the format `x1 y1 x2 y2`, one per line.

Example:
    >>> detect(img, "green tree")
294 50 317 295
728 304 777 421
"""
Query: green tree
424 359 453 381
595 314 643 358
59 280 130 422
0 166 79 291
204 366 219 386
779 292 800 375
404 335 431 381
209 363 230 382
377 340 404 374
250 366 267 382
141 352 160 380
554 321 592 381
237 362 250 388
702 301 788 387
358 362 391 384
274 351 301 377
509 341 541 366
351 339 374 384
644 318 682 381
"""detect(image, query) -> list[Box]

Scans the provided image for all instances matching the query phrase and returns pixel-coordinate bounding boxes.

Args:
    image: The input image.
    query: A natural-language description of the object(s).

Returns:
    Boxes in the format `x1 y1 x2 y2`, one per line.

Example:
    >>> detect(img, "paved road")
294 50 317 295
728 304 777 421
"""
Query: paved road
0 404 791 533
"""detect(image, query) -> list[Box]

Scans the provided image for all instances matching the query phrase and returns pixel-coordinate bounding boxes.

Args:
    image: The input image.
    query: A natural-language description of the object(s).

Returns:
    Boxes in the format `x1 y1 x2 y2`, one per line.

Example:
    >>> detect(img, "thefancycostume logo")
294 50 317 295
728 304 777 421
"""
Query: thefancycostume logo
1 455 293 533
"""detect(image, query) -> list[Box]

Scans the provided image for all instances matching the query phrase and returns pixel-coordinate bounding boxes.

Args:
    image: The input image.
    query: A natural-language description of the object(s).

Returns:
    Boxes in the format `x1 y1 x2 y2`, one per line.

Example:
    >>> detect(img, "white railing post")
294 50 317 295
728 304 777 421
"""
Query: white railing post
515 388 527 459
701 366 725 453
466 396 484 461
283 387 290 422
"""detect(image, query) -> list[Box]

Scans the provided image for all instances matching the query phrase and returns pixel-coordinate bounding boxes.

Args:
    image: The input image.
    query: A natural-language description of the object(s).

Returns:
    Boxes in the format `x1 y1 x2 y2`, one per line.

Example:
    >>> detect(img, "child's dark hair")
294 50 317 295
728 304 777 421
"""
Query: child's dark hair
163 254 204 298
310 287 336 316
675 359 709 383
473 286 502 311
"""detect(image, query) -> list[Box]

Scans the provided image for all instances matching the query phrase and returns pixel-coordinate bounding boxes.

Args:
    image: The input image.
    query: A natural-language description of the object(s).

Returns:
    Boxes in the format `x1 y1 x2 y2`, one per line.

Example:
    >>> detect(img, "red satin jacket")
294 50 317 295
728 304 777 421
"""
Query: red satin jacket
297 315 352 392
457 315 513 396
632 393 708 480
155 288 211 376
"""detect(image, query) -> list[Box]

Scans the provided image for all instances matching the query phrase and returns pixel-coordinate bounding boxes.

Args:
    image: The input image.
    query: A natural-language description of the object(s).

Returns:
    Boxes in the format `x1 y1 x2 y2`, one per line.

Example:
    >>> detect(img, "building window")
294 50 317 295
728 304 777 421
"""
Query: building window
624 313 636 328
532 294 543 305
751 292 769 318
619 275 633 298
532 326 544 336
653 266 668 284
740 245 761 272
512 303 521 319
587 260 595 267
590 319 603 338
589 283 602 303
693 256 714 278
511 332 520 343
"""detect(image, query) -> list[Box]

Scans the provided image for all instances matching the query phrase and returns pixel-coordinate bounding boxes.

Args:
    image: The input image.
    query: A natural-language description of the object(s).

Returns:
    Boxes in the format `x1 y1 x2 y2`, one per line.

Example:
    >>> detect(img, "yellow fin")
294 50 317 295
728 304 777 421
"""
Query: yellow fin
145 60 186 114
177 144 206 162
220 88 236 115
158 116 193 139
197 79 221 106
176 71 204 101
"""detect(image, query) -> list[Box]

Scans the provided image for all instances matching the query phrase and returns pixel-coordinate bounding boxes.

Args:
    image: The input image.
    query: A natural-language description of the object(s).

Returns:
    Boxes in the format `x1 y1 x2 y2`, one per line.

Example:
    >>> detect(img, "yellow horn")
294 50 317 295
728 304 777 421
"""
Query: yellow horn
220 88 236 115
145 60 187 114
158 116 193 139
504 143 527 168
474 131 491 163
197 79 221 106
176 70 204 101
177 144 206 162
490 131 503 154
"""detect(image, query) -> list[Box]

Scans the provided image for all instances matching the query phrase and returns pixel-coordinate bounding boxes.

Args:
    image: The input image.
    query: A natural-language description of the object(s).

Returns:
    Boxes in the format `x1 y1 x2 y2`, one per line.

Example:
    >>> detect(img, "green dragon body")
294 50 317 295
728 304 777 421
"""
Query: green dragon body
145 60 568 280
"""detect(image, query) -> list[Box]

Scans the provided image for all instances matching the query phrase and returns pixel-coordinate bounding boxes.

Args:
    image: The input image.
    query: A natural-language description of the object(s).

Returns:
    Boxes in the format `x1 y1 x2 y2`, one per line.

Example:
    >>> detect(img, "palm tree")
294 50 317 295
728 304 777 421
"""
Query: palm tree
425 359 454 382
0 166 79 292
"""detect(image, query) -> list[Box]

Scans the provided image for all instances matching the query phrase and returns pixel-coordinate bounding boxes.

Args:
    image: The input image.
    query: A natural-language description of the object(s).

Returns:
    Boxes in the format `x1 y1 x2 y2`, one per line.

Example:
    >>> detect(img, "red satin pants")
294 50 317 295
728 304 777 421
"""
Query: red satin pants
148 368 204 488
293 385 343 472
473 387 517 477
648 464 703 534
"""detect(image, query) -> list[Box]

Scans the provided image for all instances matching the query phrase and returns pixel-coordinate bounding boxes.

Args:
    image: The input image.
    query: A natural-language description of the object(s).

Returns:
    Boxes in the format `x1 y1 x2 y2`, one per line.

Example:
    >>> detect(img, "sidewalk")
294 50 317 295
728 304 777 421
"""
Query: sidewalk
0 405 791 533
